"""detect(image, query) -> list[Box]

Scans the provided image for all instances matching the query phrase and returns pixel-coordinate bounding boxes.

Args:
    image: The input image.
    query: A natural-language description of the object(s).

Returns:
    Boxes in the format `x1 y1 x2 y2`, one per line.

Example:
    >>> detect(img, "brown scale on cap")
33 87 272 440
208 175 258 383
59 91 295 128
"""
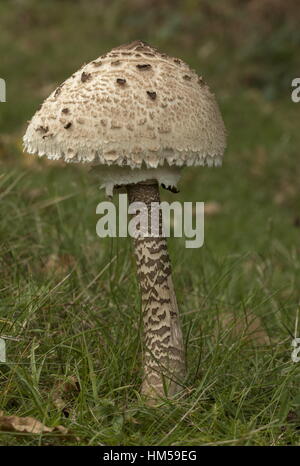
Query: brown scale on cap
136 64 152 70
147 91 157 100
54 86 63 98
116 78 126 85
64 122 72 129
111 60 121 66
198 76 205 86
42 133 53 139
81 72 92 83
62 108 69 114
115 40 151 51
92 60 102 67
36 125 49 134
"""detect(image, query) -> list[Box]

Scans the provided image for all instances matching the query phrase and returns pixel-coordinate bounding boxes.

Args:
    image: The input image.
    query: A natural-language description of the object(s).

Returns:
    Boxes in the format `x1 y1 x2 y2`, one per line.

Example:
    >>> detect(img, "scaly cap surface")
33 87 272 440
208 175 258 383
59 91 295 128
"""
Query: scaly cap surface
23 41 226 168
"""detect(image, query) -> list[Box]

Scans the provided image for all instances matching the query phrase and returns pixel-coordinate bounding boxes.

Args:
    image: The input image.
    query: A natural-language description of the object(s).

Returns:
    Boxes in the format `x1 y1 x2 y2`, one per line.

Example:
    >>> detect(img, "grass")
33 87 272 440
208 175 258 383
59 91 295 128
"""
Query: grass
0 0 300 446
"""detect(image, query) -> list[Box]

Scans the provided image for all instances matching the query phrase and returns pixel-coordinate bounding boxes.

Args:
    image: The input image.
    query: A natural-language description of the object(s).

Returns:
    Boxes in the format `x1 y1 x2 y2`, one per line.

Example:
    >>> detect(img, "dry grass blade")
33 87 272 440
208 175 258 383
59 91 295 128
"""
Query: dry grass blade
72 255 117 303
43 253 76 277
0 172 27 201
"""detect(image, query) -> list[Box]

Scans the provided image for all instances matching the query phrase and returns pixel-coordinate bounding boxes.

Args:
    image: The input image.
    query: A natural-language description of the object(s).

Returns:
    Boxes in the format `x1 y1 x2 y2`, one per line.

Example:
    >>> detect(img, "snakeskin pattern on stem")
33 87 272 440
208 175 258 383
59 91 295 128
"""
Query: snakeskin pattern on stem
127 181 186 399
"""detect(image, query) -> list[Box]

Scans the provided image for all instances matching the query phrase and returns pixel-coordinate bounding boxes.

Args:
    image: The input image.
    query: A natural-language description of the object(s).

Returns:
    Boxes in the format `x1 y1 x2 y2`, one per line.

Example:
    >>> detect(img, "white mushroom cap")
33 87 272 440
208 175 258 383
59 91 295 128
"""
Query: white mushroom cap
23 41 226 172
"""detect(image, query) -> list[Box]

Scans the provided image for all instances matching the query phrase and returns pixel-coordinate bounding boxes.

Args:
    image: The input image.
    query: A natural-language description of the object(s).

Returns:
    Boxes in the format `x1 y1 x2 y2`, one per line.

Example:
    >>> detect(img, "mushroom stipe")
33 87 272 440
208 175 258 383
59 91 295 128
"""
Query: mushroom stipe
127 180 186 399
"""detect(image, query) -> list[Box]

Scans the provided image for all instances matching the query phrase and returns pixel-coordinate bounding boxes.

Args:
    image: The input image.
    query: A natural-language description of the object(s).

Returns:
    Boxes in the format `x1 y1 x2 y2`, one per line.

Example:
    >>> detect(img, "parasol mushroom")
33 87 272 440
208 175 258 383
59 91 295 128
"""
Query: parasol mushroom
23 40 226 401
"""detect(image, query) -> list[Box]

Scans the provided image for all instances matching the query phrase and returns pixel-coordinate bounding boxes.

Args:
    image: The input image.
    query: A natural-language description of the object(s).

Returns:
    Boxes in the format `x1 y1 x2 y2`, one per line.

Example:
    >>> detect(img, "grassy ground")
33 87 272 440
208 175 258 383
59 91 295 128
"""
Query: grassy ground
0 0 300 446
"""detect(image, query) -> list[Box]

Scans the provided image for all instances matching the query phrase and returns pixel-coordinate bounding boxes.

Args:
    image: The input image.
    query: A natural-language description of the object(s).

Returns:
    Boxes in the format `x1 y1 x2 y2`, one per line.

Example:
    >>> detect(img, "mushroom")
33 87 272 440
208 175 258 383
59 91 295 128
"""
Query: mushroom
23 40 226 401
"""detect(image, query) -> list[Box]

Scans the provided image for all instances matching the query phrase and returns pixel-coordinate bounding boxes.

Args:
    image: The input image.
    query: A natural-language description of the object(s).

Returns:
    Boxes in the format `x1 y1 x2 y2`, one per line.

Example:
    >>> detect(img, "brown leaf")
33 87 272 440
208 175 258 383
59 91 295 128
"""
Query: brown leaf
23 188 45 201
43 253 76 277
273 180 297 205
250 146 267 177
52 376 80 418
203 201 221 216
216 311 270 346
0 412 68 435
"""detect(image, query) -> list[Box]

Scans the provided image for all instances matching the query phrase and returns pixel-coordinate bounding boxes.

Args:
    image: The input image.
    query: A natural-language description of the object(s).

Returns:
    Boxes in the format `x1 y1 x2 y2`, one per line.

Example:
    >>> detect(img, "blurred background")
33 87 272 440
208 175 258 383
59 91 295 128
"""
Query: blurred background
0 0 300 446
1 0 299 311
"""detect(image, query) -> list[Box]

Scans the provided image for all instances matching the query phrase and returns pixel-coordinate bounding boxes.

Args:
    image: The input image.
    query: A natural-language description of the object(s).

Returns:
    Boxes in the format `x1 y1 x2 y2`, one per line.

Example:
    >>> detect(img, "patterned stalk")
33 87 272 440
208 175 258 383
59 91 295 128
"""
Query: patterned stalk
127 181 186 399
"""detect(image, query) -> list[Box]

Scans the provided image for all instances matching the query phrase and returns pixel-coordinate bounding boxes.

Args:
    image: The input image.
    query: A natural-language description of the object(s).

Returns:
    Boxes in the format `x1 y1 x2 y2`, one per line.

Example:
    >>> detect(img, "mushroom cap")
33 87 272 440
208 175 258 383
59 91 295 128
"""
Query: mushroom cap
23 41 226 169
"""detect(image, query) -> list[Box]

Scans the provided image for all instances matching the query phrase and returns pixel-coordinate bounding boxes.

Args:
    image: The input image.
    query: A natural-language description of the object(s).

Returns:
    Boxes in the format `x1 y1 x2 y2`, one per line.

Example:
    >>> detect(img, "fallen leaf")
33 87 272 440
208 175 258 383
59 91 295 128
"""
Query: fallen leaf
216 311 270 346
43 253 76 277
0 412 68 435
23 188 45 201
203 201 221 216
52 376 80 418
250 146 267 177
274 180 297 205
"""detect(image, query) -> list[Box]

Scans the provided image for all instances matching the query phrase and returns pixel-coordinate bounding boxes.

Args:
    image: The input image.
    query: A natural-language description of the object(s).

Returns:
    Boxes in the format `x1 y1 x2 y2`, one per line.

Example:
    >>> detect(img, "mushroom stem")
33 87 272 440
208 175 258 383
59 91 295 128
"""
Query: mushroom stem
127 181 186 400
